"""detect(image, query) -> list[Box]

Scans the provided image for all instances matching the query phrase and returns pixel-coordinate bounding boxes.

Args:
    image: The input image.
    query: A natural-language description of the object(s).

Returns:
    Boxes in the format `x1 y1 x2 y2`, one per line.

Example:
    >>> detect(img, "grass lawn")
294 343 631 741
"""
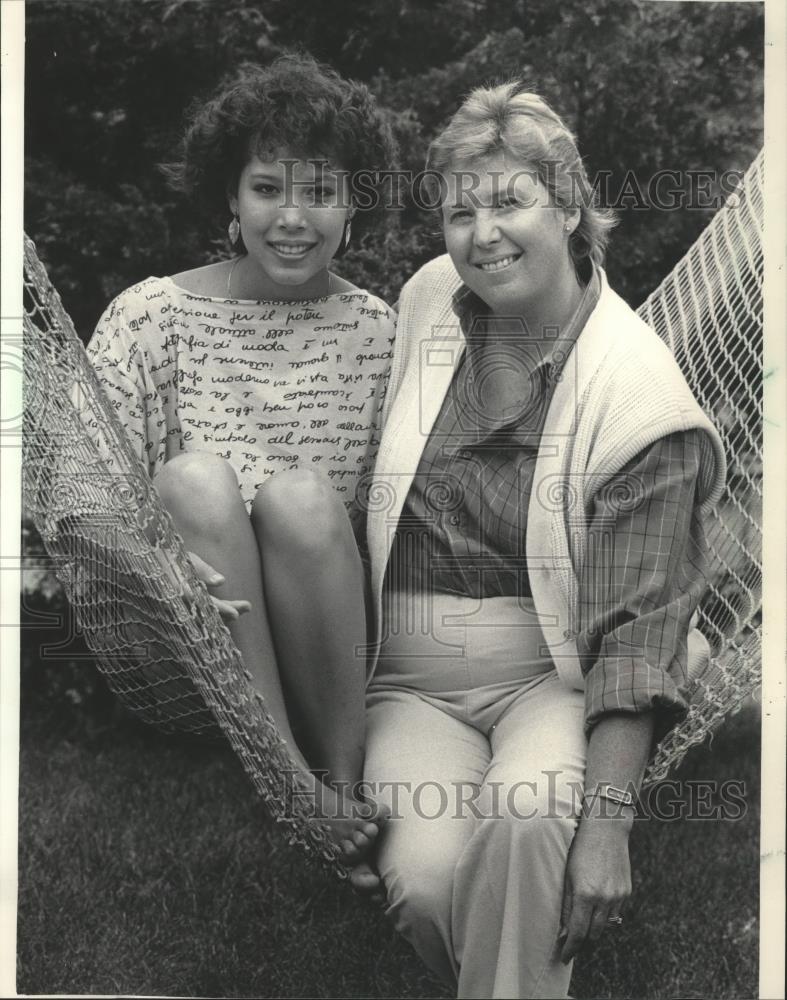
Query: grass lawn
17 693 760 998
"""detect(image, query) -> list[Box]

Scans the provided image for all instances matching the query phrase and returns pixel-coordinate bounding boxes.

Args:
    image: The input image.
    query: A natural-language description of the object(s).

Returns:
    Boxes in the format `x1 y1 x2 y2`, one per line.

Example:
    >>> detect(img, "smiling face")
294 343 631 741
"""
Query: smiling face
441 152 581 326
229 151 352 299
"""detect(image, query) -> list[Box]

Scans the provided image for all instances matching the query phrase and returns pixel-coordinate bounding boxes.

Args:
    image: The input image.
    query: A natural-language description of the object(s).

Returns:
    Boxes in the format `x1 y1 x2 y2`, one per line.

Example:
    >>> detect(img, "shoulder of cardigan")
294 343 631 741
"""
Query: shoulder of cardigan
586 275 726 503
397 256 464 334
387 255 465 406
399 253 461 300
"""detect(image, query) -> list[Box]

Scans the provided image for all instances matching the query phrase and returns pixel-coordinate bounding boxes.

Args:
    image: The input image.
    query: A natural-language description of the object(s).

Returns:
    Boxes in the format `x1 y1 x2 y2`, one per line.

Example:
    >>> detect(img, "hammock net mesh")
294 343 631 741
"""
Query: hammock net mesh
637 150 763 782
21 149 763 870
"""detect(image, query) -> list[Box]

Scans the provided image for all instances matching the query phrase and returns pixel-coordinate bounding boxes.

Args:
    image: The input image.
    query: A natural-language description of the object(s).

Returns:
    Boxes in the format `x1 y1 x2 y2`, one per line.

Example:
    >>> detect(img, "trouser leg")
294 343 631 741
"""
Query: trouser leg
364 688 490 989
453 673 587 999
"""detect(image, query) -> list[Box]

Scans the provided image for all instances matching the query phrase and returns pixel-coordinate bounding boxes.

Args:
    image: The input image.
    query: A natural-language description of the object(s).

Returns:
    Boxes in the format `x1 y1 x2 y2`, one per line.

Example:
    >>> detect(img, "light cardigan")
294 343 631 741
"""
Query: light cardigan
366 254 726 690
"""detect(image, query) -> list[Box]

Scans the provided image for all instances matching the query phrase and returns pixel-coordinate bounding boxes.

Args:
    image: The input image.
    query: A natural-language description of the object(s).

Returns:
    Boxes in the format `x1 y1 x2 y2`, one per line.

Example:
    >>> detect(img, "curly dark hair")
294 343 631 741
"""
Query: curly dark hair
162 52 397 247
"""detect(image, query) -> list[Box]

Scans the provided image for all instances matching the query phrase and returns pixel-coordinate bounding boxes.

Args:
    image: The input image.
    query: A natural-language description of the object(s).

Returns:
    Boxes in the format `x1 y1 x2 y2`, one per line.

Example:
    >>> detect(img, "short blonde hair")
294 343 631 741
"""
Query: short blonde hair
426 81 616 273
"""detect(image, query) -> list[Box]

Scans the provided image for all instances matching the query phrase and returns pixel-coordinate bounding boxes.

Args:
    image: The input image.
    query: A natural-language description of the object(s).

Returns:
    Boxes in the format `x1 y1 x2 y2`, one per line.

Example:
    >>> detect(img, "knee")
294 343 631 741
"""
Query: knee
482 768 582 850
155 451 238 496
384 842 456 933
378 836 459 988
251 468 348 553
154 452 241 528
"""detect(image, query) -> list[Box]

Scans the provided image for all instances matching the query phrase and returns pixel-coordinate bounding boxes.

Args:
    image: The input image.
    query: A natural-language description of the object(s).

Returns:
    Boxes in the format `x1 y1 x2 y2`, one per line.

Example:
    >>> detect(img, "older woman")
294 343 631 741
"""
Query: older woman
361 82 725 997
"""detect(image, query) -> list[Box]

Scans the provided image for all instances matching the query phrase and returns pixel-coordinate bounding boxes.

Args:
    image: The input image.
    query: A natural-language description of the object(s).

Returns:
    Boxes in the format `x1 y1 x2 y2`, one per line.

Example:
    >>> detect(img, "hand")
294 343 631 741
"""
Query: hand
559 812 633 964
186 551 251 623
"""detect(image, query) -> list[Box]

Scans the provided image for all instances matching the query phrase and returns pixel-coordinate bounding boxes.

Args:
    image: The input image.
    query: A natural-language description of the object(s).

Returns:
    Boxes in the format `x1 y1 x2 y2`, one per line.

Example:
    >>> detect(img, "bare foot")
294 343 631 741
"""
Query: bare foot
286 769 388 877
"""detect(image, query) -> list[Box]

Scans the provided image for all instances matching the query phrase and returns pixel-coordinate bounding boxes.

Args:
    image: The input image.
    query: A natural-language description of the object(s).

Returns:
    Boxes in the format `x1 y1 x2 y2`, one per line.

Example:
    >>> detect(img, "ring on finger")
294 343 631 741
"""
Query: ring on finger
607 914 623 926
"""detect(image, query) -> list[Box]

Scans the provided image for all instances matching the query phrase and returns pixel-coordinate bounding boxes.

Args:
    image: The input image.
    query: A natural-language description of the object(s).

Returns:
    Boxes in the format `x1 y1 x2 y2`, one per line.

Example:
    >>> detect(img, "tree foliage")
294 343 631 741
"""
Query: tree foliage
24 0 763 338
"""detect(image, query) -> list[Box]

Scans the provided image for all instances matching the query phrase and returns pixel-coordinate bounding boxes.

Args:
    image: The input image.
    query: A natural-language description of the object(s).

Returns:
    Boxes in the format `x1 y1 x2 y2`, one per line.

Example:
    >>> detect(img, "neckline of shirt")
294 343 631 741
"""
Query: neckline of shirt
158 274 371 307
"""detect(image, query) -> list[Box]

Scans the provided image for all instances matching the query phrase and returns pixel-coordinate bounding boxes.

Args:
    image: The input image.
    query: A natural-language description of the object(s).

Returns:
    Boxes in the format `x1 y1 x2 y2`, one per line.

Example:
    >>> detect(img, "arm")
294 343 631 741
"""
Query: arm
348 348 391 567
560 429 707 962
347 363 390 636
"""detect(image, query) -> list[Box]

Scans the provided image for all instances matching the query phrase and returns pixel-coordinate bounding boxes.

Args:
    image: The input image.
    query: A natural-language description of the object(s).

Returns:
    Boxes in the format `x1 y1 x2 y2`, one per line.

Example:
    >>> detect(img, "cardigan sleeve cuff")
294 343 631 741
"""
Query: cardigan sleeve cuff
583 656 689 739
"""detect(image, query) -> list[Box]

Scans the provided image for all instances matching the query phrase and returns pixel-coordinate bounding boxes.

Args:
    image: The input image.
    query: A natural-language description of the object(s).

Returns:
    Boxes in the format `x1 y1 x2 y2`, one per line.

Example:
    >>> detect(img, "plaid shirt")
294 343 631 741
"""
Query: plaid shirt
387 269 706 731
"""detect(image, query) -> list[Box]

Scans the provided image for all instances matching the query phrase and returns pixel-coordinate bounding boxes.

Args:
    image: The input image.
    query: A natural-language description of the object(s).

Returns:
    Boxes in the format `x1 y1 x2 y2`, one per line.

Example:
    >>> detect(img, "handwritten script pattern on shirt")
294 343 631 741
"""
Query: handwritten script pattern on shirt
87 276 394 509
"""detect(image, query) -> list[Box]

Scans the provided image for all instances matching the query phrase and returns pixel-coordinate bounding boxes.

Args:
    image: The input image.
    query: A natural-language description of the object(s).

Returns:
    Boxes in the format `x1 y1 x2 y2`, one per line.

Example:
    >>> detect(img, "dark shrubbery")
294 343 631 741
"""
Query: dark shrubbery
25 0 763 337
20 523 120 729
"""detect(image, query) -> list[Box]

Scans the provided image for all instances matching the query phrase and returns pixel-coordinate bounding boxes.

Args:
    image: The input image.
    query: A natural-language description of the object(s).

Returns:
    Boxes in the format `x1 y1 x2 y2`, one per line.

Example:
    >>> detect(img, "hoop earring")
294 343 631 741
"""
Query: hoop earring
336 218 352 257
228 213 240 245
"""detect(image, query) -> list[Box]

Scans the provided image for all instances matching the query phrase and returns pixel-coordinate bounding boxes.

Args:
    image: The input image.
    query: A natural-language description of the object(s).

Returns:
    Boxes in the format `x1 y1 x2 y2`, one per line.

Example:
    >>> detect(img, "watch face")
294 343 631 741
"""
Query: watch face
604 786 634 806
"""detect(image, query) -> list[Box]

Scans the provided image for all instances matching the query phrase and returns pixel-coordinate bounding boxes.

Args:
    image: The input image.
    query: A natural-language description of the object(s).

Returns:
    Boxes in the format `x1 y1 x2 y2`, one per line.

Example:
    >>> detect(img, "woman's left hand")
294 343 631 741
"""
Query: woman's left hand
559 811 633 964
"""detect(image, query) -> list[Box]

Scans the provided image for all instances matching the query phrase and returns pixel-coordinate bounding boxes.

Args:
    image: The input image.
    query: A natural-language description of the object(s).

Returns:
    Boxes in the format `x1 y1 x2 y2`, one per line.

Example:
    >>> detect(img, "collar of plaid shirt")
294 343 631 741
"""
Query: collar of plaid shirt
447 264 602 443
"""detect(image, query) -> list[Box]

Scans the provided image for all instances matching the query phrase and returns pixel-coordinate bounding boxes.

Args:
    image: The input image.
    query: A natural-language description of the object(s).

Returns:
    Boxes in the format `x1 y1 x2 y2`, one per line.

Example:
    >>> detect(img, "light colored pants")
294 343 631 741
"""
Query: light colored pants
365 591 587 999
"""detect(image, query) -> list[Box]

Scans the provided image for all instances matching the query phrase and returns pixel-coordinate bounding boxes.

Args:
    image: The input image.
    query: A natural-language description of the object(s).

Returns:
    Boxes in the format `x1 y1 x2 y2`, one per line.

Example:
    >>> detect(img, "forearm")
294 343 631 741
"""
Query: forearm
581 710 654 825
561 433 708 962
559 711 654 962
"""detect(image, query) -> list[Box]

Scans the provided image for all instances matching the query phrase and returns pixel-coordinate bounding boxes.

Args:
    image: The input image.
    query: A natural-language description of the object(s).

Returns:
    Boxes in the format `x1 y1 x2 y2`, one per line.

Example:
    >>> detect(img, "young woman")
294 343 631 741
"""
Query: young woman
86 53 397 885
360 82 726 996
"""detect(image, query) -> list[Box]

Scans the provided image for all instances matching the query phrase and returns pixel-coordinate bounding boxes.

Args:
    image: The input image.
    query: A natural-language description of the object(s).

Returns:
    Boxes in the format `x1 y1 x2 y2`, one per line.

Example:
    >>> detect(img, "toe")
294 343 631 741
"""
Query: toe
340 839 361 862
349 863 381 895
352 829 370 850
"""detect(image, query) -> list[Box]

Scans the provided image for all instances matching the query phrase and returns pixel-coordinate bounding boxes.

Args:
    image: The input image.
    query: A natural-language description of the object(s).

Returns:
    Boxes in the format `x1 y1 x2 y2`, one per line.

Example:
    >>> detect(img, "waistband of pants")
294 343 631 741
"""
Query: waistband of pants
372 589 556 693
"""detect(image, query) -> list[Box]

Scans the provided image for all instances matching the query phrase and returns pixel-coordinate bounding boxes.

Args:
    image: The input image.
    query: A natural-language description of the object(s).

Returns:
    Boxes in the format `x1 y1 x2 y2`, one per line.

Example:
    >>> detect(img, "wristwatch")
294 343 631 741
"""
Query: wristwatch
585 784 637 809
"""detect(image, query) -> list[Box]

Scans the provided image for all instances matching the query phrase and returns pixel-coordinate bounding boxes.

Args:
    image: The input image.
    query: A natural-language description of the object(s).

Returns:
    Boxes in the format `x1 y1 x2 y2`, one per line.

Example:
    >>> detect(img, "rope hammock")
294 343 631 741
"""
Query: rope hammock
21 148 763 876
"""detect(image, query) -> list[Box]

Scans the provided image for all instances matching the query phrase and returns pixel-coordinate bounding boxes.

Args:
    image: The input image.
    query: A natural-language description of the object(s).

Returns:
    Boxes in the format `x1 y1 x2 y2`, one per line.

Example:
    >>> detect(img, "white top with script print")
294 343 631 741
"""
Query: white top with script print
87 276 395 509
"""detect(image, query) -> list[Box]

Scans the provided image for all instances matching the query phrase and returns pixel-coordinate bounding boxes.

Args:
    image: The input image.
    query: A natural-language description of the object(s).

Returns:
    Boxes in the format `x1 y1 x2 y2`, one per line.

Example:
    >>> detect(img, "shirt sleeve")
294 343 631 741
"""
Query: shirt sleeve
348 361 390 571
44 290 165 540
85 291 166 479
576 429 709 738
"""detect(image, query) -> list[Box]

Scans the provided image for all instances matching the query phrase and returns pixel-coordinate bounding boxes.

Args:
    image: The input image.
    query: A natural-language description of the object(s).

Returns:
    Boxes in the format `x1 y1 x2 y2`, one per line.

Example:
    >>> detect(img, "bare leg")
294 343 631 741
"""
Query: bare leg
252 468 387 887
251 468 367 788
155 453 300 752
154 453 382 871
